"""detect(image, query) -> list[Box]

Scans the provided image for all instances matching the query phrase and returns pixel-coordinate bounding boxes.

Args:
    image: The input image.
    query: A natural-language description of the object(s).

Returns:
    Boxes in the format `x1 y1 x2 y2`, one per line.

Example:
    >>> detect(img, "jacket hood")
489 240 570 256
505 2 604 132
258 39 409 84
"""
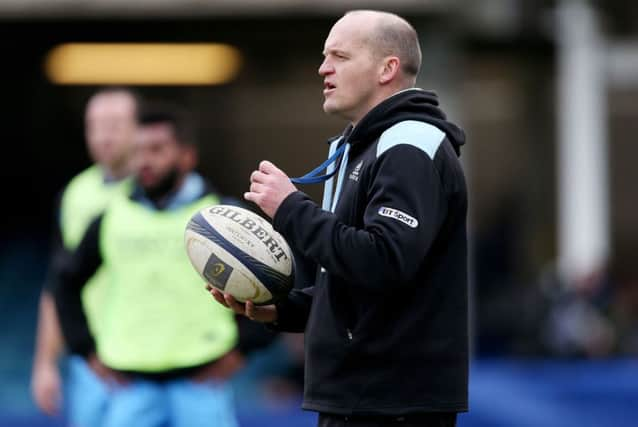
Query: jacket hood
346 88 466 157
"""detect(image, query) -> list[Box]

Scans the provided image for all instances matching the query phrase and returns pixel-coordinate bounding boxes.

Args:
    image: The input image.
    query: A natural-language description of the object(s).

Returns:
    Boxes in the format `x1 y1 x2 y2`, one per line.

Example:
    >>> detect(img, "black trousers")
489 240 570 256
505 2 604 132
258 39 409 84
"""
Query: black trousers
318 412 457 427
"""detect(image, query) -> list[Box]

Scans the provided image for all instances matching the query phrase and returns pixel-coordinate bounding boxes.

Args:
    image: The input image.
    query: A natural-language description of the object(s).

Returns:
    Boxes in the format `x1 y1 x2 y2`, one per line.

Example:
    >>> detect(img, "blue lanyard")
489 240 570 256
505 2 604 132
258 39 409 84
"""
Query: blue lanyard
290 142 348 185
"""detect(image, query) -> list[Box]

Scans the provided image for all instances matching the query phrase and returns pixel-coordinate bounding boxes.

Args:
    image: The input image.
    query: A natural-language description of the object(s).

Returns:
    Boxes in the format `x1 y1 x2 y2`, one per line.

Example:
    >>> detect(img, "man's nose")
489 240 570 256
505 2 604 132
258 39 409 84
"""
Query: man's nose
318 59 333 76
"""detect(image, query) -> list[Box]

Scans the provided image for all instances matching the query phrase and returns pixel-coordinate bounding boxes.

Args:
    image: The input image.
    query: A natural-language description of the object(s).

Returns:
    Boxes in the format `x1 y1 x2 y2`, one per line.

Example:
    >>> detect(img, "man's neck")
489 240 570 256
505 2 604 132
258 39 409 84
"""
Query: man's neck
350 86 416 128
135 172 207 212
102 163 129 181
148 174 186 208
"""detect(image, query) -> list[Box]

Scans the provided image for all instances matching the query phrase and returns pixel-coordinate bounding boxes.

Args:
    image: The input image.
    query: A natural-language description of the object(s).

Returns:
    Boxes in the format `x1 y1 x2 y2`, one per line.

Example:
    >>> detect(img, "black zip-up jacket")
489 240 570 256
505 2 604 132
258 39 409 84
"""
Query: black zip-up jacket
271 89 468 415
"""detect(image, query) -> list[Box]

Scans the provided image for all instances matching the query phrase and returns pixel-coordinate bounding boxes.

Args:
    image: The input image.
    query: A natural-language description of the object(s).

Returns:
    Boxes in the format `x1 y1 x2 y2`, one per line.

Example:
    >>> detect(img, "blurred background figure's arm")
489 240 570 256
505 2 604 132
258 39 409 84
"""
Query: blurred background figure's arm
31 290 64 416
31 194 68 416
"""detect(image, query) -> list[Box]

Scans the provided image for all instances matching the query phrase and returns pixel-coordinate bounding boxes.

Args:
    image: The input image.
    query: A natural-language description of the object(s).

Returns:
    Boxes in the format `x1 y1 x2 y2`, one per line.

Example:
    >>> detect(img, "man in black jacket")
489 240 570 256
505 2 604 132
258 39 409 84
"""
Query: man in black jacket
211 10 468 427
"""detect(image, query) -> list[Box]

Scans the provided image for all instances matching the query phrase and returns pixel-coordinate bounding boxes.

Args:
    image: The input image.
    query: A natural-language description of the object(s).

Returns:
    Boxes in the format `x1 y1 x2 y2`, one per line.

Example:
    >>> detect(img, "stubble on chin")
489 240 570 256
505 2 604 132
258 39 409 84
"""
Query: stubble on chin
322 99 339 116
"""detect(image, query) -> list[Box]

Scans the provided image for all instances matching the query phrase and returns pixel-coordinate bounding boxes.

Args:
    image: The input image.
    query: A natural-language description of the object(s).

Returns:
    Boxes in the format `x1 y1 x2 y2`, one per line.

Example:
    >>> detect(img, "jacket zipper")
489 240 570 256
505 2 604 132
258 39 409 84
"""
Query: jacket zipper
346 329 353 341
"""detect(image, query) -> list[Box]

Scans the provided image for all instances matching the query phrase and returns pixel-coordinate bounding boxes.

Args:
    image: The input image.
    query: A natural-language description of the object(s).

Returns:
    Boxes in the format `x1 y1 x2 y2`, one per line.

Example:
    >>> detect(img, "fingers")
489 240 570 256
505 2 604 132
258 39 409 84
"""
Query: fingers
246 162 293 216
112 371 130 386
209 288 229 307
259 160 281 175
245 300 256 320
209 286 255 319
224 293 246 315
191 350 244 383
35 387 59 415
45 398 59 416
88 355 110 381
250 161 285 182
250 170 267 184
244 191 257 204
249 181 266 195
250 169 273 186
32 364 61 415
244 181 265 205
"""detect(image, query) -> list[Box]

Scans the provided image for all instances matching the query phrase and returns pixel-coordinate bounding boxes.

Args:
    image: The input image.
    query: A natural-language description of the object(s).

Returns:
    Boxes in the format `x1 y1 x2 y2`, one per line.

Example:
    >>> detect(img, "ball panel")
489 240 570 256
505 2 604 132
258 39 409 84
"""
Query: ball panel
184 232 213 274
226 268 271 304
201 250 234 291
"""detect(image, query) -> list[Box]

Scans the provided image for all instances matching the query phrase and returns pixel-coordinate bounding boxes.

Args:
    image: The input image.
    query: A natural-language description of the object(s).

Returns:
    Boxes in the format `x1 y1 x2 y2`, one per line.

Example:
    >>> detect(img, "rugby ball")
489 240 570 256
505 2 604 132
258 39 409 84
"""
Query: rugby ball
184 205 294 305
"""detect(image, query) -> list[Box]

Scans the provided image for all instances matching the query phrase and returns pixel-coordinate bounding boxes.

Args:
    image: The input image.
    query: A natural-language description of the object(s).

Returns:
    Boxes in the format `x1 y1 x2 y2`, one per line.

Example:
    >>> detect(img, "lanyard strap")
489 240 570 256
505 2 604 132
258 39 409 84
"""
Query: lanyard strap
290 142 348 185
330 143 351 212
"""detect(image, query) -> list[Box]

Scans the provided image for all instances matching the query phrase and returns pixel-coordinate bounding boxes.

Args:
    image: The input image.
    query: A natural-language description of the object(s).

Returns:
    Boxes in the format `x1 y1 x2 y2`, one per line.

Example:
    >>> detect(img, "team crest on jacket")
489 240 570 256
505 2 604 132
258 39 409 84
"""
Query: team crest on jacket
378 207 419 228
349 161 363 181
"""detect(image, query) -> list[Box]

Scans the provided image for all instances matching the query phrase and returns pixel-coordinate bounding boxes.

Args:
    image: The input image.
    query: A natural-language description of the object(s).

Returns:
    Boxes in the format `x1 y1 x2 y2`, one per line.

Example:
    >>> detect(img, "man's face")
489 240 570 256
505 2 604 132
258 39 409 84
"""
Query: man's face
132 123 185 192
85 93 137 171
318 15 381 124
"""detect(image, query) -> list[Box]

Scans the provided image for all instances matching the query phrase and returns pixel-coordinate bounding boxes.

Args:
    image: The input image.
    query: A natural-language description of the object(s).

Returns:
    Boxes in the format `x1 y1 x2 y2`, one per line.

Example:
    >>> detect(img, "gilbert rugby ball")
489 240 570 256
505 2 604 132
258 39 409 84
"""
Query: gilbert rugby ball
184 205 294 305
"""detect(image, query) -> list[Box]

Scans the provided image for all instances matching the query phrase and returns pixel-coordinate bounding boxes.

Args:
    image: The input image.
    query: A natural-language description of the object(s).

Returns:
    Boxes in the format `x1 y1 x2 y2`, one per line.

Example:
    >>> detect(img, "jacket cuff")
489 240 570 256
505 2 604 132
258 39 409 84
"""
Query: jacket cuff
273 191 307 233
269 296 295 332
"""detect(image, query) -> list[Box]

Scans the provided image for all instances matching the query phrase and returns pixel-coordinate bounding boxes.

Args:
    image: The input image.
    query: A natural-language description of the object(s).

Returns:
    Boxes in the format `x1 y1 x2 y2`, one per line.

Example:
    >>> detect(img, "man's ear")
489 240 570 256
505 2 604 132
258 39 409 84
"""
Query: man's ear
379 56 401 85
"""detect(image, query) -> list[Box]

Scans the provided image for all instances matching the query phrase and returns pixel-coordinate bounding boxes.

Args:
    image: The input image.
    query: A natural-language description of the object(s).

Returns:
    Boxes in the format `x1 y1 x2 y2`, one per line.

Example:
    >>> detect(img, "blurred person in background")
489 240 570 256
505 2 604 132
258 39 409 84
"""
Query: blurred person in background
31 87 139 423
212 10 468 427
54 103 243 427
542 266 617 358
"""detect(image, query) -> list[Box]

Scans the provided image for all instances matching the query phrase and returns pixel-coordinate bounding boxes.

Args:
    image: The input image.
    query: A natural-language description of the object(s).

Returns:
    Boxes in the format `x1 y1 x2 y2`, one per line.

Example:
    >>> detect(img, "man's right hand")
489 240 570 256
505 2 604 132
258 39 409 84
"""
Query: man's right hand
207 284 278 324
31 359 61 416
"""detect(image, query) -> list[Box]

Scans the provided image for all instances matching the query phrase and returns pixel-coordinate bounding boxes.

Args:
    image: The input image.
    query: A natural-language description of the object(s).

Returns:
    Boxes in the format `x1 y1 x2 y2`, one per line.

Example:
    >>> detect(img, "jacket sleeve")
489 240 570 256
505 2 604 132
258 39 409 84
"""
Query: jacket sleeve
270 287 315 333
273 144 445 291
52 216 104 357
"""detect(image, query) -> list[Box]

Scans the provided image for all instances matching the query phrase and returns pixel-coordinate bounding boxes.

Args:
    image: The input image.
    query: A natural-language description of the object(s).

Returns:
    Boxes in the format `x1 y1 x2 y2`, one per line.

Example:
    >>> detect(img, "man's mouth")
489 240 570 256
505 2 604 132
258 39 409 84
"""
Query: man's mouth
323 81 336 95
139 169 155 184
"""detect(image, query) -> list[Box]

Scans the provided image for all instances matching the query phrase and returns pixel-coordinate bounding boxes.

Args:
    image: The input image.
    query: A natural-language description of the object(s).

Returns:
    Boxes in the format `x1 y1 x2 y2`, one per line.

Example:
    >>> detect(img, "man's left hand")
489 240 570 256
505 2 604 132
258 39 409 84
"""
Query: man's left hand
192 349 244 383
244 161 297 219
87 353 129 386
